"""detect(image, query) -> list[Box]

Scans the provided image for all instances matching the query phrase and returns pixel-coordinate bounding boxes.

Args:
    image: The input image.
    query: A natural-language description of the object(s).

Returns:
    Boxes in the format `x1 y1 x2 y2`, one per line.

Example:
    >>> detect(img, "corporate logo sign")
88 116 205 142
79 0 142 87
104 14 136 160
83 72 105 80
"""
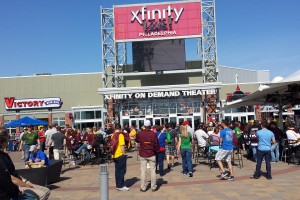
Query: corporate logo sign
114 1 202 42
104 89 216 100
4 97 63 111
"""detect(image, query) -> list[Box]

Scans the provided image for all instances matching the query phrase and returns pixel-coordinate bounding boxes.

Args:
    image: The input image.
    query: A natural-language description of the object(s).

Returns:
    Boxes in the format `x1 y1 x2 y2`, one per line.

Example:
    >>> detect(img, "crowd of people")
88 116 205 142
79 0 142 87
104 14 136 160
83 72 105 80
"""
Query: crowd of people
109 116 300 192
1 116 300 198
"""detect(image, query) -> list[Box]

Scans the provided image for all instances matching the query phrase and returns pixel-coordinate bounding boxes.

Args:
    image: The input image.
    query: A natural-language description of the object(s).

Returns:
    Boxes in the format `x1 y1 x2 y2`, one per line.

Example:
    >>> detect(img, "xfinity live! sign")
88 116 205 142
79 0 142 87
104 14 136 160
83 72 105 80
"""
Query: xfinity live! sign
4 97 63 111
104 89 216 100
114 1 202 42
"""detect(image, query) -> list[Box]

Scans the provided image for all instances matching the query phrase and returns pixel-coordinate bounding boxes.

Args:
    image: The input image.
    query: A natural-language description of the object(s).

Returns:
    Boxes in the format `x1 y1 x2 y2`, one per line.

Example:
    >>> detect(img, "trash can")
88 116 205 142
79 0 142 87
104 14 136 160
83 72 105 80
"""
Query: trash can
9 139 16 151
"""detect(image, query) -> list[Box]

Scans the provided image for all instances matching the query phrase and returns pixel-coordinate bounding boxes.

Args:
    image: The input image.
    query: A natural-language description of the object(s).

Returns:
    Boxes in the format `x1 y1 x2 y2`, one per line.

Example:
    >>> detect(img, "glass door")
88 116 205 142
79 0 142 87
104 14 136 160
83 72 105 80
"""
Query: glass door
129 118 145 130
152 117 169 127
153 117 162 126
177 116 194 129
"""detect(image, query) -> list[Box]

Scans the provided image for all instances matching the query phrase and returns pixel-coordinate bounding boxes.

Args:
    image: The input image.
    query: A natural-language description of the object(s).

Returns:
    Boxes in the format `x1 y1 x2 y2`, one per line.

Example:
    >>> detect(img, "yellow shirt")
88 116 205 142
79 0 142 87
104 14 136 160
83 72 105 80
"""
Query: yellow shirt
112 133 125 159
129 129 137 138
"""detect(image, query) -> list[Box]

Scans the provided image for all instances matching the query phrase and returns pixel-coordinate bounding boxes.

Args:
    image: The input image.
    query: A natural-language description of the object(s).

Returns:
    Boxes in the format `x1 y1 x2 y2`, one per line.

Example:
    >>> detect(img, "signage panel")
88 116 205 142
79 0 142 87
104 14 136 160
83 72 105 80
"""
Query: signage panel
114 1 202 42
4 97 63 110
104 89 216 100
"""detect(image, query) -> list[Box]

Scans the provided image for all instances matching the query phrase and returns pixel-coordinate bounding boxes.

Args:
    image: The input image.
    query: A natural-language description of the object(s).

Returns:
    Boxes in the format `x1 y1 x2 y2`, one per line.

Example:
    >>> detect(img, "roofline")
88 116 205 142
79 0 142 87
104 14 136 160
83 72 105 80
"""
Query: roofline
0 72 103 79
218 65 269 73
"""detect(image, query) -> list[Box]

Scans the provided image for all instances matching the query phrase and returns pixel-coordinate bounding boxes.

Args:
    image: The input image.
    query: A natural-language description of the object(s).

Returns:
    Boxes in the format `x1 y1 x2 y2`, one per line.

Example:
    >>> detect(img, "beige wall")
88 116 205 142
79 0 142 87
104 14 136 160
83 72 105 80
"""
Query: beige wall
0 72 261 122
0 73 104 116
125 72 203 87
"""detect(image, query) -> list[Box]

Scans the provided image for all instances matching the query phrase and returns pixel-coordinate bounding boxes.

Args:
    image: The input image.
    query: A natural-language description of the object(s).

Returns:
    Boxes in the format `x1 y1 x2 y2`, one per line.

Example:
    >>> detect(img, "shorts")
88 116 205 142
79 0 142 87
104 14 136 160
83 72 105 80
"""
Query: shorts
215 149 233 163
165 144 176 155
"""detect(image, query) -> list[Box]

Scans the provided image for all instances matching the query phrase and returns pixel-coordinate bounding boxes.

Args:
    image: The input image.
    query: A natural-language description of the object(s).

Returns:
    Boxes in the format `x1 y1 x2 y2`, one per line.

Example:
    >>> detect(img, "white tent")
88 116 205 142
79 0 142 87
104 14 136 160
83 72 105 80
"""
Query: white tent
222 69 300 129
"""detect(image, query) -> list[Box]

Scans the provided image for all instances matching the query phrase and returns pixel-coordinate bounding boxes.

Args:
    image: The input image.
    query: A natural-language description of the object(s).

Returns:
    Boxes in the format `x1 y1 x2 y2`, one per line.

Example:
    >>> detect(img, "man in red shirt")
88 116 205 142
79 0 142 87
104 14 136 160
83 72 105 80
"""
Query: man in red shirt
136 120 159 192
38 126 46 151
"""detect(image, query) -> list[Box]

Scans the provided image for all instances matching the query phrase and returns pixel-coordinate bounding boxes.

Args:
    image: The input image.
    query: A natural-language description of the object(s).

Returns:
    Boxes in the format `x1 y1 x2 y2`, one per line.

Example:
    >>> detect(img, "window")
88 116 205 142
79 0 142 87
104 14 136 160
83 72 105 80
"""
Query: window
81 111 95 120
225 116 231 122
74 112 80 120
248 115 255 121
225 109 231 113
53 117 65 127
95 111 101 119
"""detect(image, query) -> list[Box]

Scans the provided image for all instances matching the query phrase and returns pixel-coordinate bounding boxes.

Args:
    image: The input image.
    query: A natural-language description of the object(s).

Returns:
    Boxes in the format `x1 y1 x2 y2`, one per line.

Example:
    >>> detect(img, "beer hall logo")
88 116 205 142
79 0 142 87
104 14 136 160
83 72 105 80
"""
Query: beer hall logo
131 5 184 37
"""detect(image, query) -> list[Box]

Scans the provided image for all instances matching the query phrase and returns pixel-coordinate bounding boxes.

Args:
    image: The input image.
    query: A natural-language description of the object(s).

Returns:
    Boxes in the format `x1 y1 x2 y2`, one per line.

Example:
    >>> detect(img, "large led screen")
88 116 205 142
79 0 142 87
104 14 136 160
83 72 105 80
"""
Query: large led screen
114 1 202 42
132 39 186 72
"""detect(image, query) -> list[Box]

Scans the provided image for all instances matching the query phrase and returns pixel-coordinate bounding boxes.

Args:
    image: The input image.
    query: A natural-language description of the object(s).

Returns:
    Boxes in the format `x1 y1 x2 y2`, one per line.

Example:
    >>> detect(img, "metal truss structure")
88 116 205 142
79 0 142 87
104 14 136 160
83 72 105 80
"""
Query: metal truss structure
101 0 219 123
100 7 126 89
198 0 218 83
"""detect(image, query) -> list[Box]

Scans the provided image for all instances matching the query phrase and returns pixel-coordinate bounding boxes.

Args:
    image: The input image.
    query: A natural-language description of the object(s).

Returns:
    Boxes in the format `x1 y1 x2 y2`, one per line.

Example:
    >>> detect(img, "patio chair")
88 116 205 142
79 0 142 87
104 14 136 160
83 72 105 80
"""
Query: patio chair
208 135 220 169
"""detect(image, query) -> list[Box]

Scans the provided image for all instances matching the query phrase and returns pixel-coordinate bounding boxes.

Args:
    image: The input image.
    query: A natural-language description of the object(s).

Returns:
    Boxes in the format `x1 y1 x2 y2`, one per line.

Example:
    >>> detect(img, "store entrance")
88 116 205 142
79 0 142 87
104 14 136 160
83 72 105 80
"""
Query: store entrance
153 117 169 126
177 116 194 129
129 118 145 130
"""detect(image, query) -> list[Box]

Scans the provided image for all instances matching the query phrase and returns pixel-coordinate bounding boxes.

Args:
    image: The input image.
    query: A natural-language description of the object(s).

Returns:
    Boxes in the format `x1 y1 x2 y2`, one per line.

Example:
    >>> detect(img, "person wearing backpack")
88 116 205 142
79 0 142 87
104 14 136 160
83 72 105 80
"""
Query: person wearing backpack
111 124 129 191
165 123 178 170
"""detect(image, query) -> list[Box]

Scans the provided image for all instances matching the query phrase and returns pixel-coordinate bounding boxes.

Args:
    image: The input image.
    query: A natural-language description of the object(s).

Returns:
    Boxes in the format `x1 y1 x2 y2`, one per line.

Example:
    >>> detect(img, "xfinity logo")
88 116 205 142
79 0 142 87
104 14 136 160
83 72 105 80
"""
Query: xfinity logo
131 5 184 25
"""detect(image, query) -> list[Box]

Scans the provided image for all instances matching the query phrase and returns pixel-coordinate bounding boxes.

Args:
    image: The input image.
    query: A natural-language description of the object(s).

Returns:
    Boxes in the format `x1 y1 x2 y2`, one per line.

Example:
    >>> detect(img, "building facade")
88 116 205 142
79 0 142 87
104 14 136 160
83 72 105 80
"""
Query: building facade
0 67 268 133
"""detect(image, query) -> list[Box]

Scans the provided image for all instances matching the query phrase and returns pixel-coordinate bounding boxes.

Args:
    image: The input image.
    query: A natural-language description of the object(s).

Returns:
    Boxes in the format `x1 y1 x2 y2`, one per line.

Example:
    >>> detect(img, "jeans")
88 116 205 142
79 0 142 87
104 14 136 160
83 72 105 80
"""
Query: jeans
251 146 258 161
254 149 272 178
11 184 51 200
140 156 156 189
39 142 45 152
76 143 90 159
180 148 193 174
48 146 54 160
113 155 127 188
271 142 280 162
24 145 31 162
156 151 165 176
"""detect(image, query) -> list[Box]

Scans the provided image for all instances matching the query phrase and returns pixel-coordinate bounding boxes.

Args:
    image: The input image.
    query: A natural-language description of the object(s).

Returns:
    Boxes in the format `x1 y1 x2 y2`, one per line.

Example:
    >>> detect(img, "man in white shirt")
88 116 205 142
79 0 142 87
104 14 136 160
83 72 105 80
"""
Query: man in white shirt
286 123 300 146
45 125 57 159
194 125 209 147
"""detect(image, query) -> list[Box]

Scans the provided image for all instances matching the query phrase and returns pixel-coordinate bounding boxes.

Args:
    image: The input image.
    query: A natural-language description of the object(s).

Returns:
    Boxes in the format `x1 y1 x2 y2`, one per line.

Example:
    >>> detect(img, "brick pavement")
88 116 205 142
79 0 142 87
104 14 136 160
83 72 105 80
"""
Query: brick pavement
9 150 300 200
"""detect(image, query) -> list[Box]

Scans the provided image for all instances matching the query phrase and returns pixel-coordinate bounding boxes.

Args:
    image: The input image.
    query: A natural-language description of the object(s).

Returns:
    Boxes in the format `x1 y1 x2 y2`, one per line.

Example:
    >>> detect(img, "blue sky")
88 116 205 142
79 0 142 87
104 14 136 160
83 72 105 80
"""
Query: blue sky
0 0 299 79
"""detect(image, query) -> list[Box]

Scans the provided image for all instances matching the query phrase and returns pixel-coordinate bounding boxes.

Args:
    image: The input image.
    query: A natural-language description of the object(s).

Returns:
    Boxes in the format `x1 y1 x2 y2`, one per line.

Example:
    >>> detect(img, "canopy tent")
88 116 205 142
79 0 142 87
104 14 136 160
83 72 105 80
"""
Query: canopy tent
5 116 48 128
222 69 300 130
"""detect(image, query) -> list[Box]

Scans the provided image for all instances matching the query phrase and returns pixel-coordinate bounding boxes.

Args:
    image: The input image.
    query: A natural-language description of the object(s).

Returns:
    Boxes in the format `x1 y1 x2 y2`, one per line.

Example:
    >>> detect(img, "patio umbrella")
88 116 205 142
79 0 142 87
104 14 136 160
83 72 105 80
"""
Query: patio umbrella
5 116 48 127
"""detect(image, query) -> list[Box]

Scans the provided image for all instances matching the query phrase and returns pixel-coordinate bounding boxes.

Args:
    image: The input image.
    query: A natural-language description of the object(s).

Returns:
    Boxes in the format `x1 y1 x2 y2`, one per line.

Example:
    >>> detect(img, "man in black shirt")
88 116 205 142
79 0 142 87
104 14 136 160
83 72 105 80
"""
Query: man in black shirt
0 126 50 200
48 126 66 160
0 159 20 199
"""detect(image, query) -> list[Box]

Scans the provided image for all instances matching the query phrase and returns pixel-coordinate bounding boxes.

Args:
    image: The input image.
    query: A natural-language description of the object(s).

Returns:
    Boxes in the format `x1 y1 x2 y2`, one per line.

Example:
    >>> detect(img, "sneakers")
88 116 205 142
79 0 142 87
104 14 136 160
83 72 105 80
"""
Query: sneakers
167 164 171 170
152 185 158 192
140 187 147 192
189 172 193 177
220 172 229 179
227 176 234 181
250 175 260 179
116 186 129 191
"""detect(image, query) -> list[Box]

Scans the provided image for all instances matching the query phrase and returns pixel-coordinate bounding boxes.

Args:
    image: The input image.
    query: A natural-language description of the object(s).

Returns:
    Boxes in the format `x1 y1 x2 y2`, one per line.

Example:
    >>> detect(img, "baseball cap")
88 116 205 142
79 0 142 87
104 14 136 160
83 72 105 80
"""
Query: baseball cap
144 120 151 127
182 120 189 125
29 145 37 152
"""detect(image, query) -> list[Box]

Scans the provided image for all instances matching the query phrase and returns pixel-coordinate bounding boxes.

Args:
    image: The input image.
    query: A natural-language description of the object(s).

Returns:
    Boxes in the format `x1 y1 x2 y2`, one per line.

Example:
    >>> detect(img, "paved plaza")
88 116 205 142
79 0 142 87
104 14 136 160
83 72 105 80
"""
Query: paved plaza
10 150 300 200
